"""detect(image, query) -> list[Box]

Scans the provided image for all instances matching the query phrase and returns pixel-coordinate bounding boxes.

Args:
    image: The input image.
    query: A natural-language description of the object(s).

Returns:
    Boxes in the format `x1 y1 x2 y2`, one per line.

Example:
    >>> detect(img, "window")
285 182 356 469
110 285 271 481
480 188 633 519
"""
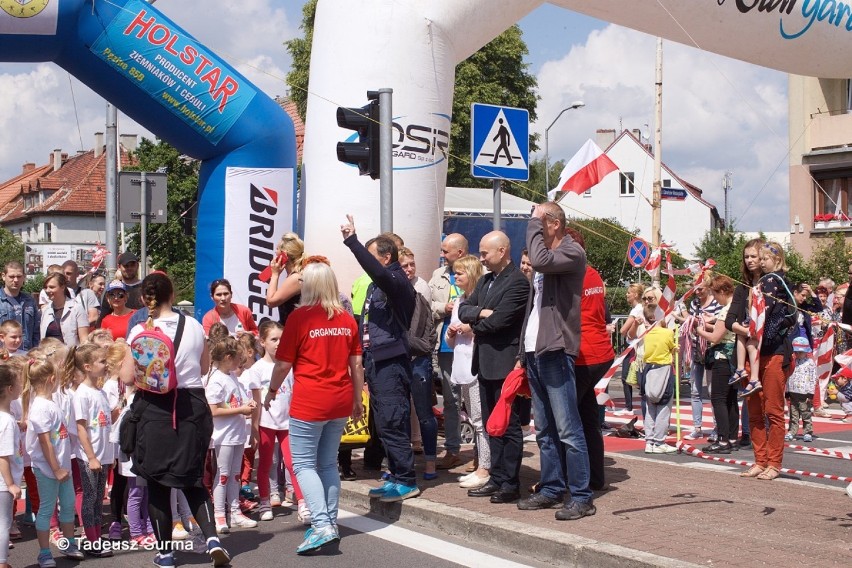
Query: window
43 223 51 242
813 170 852 218
620 172 635 196
663 179 671 188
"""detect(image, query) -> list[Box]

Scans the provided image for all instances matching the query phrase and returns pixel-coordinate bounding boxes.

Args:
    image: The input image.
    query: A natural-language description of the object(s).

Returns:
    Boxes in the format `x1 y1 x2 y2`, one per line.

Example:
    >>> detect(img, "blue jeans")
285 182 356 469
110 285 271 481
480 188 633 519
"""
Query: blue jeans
289 417 347 529
437 352 461 453
364 352 416 486
690 362 706 429
525 351 592 503
34 467 75 532
410 355 438 460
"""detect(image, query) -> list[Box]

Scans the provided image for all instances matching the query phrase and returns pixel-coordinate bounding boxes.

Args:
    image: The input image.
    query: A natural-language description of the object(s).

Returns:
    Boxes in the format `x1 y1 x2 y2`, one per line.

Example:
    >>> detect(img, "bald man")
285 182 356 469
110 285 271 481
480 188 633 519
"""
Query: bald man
429 232 469 468
458 231 529 503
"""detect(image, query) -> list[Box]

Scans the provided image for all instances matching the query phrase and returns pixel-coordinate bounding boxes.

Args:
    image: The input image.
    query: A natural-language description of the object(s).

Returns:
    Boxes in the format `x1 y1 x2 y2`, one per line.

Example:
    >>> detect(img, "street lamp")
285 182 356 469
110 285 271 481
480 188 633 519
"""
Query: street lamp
544 101 585 192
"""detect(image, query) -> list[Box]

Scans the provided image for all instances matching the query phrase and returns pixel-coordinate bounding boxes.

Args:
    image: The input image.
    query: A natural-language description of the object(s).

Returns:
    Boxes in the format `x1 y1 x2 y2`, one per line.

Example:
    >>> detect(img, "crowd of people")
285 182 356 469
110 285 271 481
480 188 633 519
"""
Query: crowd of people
0 208 851 567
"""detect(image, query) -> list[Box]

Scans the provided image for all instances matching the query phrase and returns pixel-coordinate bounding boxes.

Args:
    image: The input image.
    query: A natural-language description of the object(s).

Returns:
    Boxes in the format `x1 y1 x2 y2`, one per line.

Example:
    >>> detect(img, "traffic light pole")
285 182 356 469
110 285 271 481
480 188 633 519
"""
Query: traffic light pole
378 88 393 233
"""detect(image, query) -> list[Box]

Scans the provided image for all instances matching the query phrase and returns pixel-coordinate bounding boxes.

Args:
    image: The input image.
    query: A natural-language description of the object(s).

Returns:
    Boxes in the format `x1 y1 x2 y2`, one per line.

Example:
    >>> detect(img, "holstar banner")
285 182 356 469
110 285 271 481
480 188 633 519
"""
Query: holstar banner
91 0 256 144
224 168 295 325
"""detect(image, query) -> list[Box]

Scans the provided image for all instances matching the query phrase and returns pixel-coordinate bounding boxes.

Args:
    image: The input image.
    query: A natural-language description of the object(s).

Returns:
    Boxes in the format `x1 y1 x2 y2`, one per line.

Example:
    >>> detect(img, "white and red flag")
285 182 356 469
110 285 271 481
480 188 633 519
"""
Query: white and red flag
749 287 766 351
547 139 618 200
815 326 835 382
654 251 677 322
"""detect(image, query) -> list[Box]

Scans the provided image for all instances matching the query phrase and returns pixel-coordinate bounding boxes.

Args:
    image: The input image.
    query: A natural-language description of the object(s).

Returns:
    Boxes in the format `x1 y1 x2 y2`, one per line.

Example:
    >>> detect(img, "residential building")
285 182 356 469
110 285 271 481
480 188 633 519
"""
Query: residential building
788 76 852 257
556 129 721 260
0 134 136 274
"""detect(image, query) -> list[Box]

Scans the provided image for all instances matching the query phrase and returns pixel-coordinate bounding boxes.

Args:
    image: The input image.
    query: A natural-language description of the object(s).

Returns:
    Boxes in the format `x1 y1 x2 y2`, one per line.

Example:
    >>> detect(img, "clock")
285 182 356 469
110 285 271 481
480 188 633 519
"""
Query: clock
0 0 50 18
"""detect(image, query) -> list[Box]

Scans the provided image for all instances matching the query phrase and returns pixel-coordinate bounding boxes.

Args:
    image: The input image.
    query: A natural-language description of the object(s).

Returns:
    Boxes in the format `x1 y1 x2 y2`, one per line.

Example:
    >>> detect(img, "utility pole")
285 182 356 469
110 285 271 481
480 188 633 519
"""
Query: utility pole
378 88 393 233
651 37 663 287
105 103 117 275
722 171 732 231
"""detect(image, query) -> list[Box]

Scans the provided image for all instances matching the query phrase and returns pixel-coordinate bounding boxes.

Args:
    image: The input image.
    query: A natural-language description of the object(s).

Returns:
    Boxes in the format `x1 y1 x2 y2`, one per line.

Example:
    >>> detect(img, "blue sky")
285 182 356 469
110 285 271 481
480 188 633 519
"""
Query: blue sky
0 1 788 235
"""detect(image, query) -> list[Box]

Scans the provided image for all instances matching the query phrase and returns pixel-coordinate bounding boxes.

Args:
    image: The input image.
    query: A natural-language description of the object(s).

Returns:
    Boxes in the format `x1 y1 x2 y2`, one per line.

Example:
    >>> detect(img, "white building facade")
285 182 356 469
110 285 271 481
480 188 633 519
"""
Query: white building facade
556 130 721 261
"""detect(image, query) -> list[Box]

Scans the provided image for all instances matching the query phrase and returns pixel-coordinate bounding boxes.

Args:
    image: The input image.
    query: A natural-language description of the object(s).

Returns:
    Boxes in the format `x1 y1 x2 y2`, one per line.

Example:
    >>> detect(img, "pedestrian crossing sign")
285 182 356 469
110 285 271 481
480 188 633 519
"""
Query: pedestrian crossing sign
471 103 529 181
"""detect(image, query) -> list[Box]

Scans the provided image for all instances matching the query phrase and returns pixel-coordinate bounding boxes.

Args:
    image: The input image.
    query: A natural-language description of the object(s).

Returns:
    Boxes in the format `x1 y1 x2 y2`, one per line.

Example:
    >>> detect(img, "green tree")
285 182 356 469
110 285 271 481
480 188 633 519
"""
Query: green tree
570 217 638 286
284 0 317 121
0 227 23 269
448 25 539 190
693 229 748 281
124 138 200 302
285 12 539 192
520 157 564 203
808 233 851 285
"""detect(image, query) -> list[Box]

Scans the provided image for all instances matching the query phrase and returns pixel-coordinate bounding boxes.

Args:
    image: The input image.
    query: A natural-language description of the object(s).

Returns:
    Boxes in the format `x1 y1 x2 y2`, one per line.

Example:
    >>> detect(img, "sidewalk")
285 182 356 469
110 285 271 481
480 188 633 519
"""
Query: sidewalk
338 443 851 567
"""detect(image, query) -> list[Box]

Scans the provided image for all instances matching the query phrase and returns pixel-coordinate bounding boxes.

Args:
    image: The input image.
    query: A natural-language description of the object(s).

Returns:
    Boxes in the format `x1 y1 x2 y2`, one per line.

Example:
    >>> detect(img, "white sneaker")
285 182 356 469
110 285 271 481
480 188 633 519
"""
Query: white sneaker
683 430 703 441
457 471 477 483
297 503 312 526
615 409 634 417
645 443 654 454
171 521 189 540
653 444 678 454
270 493 282 507
260 509 273 521
230 513 258 529
215 516 229 535
459 475 490 489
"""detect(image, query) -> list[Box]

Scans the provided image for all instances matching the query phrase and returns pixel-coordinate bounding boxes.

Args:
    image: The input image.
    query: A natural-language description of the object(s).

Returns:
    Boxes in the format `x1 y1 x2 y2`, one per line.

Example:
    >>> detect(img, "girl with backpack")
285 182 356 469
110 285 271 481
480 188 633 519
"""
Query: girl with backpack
124 273 229 567
204 336 258 533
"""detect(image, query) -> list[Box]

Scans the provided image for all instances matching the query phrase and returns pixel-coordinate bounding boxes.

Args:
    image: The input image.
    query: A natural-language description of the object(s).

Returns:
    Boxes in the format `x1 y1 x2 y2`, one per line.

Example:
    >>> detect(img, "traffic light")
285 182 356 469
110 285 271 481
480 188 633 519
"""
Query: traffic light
336 92 380 179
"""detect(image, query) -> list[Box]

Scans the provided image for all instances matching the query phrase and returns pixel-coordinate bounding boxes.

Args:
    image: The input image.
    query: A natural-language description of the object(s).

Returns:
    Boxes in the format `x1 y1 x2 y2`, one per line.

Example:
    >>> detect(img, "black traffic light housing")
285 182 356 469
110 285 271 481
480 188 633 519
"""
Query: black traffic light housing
336 91 380 180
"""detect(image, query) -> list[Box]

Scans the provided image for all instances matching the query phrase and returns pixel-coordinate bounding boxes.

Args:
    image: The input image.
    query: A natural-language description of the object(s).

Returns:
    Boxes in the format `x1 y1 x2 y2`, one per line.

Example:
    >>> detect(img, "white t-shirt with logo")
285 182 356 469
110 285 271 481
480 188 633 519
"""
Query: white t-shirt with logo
27 396 72 479
238 367 261 447
250 358 293 431
206 368 248 446
128 313 207 389
52 389 79 458
72 383 114 464
0 410 23 491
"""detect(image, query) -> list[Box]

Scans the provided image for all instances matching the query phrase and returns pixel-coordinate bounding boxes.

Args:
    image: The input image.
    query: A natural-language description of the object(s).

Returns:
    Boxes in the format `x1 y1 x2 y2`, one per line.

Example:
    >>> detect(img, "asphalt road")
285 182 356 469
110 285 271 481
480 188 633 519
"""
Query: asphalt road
8 506 543 568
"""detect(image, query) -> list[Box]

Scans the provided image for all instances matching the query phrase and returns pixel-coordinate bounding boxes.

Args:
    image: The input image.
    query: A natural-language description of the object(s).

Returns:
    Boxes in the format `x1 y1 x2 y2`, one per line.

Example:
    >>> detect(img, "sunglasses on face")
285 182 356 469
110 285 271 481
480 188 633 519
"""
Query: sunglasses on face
109 292 126 299
642 296 655 302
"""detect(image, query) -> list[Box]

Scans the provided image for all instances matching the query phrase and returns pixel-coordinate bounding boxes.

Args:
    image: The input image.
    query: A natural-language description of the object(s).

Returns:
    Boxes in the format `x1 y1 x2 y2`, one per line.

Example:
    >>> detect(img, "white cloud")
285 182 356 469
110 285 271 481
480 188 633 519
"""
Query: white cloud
0 0 297 181
532 24 789 232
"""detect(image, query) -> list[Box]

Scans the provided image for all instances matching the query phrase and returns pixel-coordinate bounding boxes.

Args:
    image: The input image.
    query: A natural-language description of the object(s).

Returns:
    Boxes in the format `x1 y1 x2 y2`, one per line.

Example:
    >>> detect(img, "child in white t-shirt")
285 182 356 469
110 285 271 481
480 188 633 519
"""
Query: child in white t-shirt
24 357 84 566
206 336 257 533
0 360 23 566
235 333 261 507
67 344 114 555
253 322 307 522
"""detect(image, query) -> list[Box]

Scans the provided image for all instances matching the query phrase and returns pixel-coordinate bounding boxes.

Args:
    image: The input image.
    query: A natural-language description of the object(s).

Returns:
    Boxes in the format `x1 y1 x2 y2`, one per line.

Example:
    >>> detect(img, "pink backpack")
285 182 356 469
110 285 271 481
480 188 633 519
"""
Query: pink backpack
130 314 186 395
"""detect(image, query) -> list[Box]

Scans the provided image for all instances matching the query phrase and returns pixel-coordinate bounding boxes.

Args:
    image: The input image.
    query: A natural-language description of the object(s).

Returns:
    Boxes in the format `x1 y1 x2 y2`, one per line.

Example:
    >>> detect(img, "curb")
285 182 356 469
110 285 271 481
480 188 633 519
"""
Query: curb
338 482 702 568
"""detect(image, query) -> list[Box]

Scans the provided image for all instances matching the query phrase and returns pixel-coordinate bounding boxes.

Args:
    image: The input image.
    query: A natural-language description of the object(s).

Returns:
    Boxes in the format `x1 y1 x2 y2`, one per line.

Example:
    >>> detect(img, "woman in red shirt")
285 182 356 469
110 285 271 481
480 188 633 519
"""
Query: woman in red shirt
264 262 363 555
202 279 259 337
100 281 137 340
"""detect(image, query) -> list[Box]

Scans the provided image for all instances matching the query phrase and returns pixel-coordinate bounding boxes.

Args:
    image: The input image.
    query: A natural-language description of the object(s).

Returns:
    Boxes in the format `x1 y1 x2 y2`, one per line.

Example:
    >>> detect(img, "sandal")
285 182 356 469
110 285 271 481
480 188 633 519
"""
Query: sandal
756 466 781 481
738 380 763 399
728 369 747 386
740 464 765 478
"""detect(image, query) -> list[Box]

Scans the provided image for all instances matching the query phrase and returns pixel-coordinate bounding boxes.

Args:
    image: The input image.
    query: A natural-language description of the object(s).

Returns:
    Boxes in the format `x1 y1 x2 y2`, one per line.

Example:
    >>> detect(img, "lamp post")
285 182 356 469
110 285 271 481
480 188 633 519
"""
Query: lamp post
544 101 585 192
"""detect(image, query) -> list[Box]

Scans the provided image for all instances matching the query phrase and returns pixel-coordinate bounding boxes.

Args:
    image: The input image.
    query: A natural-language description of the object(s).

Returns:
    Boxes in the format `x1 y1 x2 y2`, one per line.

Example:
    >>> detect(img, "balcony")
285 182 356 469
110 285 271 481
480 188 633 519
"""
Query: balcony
810 112 852 150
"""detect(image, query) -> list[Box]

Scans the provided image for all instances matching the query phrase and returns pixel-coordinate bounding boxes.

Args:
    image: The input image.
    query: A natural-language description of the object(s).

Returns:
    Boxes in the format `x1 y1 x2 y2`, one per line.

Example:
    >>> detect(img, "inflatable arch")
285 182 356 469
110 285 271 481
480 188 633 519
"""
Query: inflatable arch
303 0 852 290
0 0 297 320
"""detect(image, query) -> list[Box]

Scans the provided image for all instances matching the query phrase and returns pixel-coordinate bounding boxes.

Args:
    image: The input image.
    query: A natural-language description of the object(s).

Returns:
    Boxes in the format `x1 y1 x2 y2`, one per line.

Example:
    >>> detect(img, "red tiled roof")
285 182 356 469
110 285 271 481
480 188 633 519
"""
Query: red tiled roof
0 163 52 210
0 147 136 223
277 96 304 164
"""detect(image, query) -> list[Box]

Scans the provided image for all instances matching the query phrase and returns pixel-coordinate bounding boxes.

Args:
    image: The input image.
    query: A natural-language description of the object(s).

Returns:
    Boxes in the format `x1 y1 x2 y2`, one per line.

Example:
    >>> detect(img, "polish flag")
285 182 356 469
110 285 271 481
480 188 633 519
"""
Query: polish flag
547 139 619 200
815 326 835 382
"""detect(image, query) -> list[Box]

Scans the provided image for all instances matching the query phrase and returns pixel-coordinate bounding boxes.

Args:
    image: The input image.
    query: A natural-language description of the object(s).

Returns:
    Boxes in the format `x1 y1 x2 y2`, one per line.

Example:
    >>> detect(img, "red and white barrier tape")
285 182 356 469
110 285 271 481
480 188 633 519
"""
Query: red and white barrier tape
677 441 852 483
784 443 852 461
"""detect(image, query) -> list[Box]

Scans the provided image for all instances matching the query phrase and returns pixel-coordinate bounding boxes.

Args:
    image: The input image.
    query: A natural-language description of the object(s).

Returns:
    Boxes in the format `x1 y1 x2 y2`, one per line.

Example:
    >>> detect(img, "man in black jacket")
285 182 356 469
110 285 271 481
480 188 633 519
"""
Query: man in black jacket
341 215 420 502
459 231 529 503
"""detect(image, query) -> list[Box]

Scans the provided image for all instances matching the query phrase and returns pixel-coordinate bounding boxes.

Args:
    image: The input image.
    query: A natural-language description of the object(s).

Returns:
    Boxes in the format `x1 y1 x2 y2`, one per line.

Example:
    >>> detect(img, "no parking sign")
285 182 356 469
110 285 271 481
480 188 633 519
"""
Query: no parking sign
627 238 650 268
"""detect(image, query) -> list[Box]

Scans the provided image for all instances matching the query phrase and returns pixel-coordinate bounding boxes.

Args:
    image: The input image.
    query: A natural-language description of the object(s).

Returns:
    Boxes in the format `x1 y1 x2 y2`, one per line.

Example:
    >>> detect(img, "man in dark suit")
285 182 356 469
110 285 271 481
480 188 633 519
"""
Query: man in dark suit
459 231 530 503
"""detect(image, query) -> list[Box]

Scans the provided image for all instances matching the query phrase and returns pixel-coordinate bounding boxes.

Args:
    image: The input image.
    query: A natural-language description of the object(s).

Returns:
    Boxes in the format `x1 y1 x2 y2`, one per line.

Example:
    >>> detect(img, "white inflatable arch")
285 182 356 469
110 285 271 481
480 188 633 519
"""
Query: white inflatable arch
303 0 852 286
